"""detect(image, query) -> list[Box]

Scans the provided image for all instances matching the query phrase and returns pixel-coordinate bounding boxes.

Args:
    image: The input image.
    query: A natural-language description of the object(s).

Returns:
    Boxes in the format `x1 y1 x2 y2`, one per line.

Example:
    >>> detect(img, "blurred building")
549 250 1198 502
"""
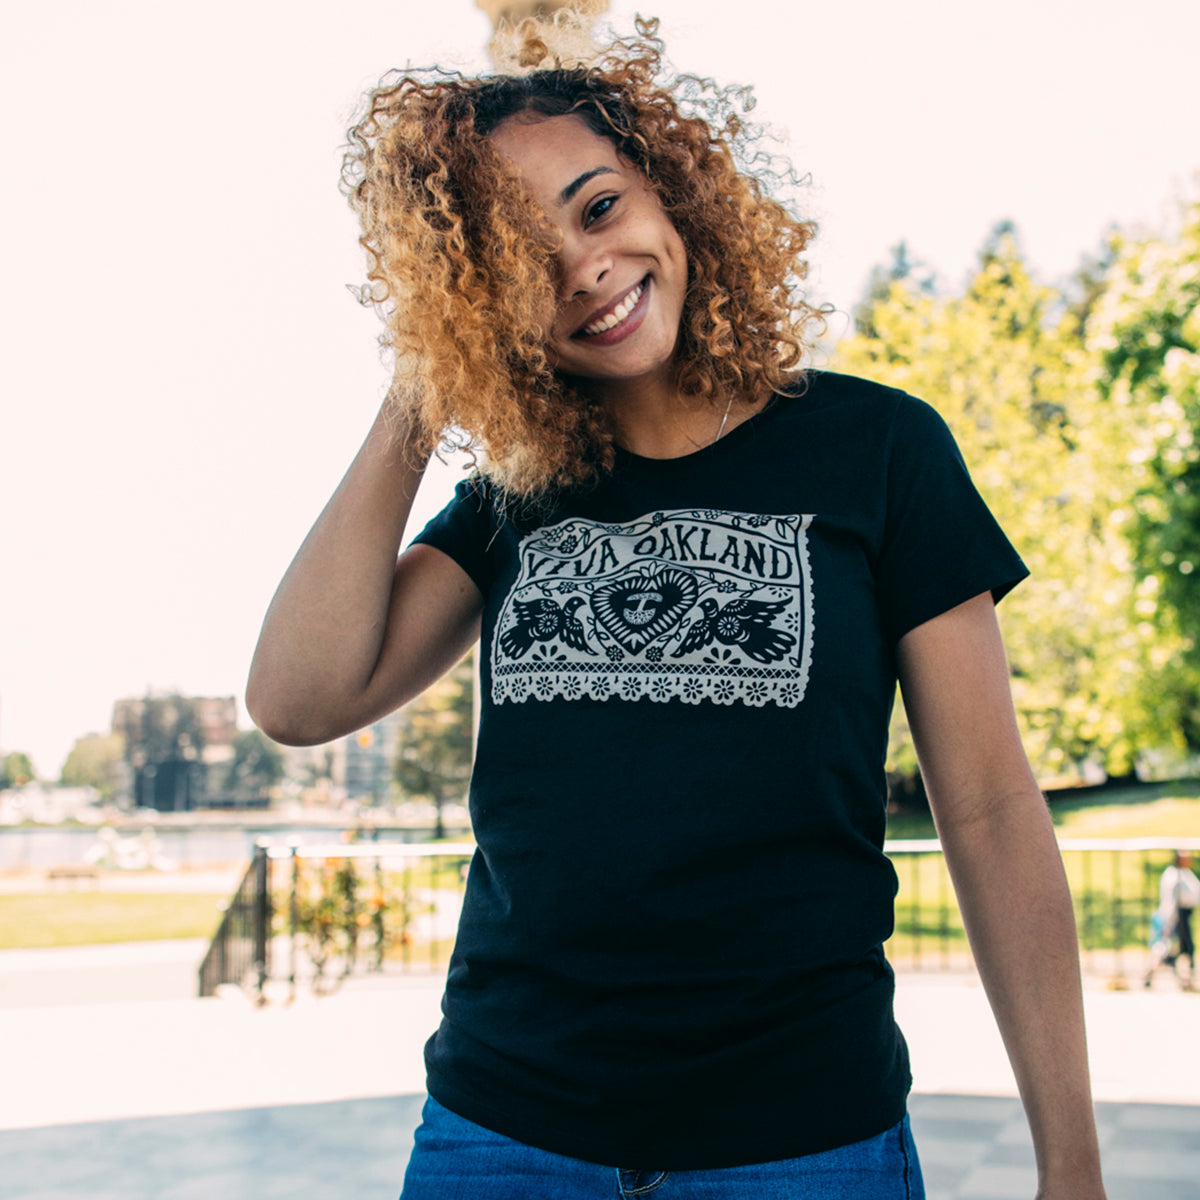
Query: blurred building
281 740 345 805
344 711 404 806
112 694 237 812
279 713 406 809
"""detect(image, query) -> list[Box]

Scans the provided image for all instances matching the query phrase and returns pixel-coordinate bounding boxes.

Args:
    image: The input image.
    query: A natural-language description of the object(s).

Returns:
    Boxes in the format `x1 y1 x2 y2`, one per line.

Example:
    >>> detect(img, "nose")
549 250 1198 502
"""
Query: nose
559 236 613 300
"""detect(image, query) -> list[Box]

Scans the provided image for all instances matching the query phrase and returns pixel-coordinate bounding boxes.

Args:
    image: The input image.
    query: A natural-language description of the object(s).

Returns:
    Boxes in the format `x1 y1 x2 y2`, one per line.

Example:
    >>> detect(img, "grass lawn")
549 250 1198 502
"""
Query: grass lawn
885 780 1200 842
0 893 228 950
1050 782 1200 838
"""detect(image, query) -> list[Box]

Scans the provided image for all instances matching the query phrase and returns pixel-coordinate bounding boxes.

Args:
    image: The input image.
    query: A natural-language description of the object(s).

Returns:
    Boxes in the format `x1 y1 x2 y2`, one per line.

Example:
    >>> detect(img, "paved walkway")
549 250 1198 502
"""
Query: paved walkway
1 942 1197 1199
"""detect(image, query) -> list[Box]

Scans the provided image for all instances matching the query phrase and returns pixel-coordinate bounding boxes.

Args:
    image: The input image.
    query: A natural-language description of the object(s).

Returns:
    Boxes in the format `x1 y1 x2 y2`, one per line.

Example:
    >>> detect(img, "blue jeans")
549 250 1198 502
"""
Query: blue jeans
400 1095 925 1199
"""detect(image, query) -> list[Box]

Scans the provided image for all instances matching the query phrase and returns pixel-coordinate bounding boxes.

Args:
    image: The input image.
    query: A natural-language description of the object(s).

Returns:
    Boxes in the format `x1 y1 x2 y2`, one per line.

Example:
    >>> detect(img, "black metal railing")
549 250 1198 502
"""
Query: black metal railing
202 837 1200 1001
198 846 270 999
886 837 1200 985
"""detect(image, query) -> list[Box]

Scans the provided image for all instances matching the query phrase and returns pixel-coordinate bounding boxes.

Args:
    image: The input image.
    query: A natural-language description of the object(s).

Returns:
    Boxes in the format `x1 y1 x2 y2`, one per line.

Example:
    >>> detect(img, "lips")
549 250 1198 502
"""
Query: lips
574 277 649 340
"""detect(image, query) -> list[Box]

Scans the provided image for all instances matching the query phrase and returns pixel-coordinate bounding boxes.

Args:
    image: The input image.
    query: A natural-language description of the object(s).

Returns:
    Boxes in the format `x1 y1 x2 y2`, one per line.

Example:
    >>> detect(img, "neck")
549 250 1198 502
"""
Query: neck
595 377 765 460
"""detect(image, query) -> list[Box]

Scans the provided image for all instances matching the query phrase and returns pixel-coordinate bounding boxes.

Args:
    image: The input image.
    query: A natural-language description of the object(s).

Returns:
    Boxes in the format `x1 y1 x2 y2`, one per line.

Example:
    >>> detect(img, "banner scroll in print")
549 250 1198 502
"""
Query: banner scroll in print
491 509 815 708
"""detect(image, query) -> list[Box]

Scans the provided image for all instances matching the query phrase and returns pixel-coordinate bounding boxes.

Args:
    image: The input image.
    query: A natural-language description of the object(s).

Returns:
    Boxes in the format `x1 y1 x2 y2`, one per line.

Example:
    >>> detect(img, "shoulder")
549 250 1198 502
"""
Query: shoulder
768 370 949 452
773 370 917 422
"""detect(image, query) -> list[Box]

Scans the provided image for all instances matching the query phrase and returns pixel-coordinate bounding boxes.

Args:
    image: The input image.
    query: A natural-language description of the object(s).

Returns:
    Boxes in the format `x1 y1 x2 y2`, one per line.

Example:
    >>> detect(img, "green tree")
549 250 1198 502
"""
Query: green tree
1087 195 1200 752
223 729 285 802
835 225 1174 782
394 650 475 837
853 240 938 340
0 751 36 788
60 734 125 801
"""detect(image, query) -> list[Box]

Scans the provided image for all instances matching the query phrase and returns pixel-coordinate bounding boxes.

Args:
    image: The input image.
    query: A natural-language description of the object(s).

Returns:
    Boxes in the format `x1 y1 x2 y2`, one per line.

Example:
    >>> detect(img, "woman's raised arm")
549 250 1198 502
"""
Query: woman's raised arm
245 405 482 747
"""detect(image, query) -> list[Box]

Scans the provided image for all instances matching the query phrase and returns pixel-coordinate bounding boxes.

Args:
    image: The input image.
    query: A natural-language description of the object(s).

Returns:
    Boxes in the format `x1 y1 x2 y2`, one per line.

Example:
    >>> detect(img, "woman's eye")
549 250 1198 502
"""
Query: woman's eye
584 196 616 226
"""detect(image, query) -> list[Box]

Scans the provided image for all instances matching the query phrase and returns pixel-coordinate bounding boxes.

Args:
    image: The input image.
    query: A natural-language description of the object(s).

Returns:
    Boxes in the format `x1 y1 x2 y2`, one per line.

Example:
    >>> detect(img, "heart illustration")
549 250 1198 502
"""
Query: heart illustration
591 569 699 654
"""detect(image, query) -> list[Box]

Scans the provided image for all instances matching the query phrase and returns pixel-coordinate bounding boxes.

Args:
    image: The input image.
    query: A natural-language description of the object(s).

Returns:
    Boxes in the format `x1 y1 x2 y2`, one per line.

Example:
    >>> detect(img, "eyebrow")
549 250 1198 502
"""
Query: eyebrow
558 166 618 207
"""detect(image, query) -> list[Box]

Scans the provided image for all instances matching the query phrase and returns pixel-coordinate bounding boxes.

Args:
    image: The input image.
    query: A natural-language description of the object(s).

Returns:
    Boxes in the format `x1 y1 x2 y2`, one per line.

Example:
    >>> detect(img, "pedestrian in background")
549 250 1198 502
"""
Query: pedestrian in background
1145 850 1199 990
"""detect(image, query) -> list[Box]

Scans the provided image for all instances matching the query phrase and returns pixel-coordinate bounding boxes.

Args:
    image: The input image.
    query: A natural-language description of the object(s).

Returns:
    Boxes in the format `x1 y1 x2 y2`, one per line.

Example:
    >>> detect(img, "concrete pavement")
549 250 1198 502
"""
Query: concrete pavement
1 941 1198 1198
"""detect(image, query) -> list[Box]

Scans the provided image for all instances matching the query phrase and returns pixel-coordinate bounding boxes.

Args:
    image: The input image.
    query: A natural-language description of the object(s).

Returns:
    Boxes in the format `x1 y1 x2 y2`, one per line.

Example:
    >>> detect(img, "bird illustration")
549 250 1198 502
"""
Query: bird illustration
499 597 594 659
672 597 795 663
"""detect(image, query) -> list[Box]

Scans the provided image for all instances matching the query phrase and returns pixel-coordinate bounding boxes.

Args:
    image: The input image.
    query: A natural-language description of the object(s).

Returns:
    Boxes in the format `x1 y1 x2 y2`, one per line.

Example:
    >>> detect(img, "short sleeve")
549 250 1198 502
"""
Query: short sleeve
409 476 496 596
876 395 1028 644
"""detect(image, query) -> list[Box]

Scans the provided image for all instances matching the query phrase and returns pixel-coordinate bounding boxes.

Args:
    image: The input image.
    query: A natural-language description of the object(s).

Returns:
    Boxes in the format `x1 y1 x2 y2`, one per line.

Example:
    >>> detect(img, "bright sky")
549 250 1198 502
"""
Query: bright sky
3 0 1198 778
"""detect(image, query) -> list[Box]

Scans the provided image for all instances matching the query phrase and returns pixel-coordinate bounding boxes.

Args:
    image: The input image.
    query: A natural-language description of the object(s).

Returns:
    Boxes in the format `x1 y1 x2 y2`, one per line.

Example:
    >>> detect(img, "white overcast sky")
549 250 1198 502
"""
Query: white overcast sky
2 0 1198 777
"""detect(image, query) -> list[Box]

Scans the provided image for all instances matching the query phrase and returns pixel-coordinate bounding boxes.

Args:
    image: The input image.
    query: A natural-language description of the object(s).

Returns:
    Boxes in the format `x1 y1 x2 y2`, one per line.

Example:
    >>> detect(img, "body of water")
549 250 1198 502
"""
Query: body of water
0 824 462 871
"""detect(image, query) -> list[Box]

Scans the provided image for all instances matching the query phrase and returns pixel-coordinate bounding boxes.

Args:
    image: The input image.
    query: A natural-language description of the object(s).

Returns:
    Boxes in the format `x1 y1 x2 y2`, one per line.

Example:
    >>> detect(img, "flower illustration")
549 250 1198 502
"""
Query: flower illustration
717 580 738 593
606 644 624 661
745 680 769 703
682 677 704 702
646 645 664 662
748 514 770 527
650 676 672 700
778 682 801 705
713 678 736 702
621 676 642 700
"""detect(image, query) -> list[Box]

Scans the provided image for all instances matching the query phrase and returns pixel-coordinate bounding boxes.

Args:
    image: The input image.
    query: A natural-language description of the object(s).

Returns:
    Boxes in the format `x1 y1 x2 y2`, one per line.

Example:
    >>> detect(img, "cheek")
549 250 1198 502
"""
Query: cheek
665 227 689 302
659 217 687 273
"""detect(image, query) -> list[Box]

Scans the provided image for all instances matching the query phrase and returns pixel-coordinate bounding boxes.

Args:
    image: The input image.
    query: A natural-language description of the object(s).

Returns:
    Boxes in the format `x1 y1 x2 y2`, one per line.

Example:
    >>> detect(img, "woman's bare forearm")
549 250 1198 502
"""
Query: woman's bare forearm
898 595 1106 1198
246 404 430 743
937 792 1105 1197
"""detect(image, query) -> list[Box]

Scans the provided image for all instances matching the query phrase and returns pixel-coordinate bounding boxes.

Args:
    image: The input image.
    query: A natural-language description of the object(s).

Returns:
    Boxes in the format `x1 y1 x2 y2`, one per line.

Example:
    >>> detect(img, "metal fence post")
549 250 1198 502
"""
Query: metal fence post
252 846 270 1004
1080 850 1093 977
289 844 299 1004
1109 847 1127 989
909 854 921 969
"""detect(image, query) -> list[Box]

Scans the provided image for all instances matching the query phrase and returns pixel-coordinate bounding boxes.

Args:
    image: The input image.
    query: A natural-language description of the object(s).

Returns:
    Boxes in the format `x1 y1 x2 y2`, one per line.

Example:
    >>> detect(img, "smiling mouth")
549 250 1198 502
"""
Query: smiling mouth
575 278 648 338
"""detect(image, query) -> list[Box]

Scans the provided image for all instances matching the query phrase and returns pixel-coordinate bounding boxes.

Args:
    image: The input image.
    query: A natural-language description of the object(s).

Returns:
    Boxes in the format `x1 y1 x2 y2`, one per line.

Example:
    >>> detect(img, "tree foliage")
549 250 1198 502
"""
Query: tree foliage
60 734 125 800
0 751 36 788
118 695 208 765
835 220 1193 781
1086 196 1200 750
394 650 475 833
223 729 285 800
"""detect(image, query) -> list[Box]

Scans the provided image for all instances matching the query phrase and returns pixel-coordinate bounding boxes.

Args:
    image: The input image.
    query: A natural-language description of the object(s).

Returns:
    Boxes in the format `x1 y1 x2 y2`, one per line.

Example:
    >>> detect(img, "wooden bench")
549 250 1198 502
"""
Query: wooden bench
45 866 100 888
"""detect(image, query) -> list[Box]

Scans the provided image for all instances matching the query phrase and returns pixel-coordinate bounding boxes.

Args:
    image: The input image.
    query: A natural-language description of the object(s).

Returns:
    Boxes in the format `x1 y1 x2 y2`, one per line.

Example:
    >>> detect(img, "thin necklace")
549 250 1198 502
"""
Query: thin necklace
712 393 735 445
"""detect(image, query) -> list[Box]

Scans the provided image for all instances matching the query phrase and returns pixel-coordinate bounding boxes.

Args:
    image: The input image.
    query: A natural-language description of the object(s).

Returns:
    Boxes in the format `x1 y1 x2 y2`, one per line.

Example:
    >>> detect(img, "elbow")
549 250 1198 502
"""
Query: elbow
245 677 335 748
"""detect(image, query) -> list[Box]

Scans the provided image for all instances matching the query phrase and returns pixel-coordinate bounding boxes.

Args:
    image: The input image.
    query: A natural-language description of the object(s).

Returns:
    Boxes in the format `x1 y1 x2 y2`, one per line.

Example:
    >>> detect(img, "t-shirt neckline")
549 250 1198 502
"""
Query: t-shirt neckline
612 388 790 472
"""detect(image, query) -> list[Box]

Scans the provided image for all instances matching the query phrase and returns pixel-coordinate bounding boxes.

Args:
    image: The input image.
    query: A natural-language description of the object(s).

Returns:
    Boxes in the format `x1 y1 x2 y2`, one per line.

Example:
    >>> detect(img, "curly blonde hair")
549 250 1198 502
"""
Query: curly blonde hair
342 16 824 499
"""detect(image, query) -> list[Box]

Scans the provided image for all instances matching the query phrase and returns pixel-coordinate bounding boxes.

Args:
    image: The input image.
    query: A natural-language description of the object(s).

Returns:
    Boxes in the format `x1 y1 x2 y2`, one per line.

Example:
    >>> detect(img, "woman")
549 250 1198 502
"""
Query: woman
1145 850 1199 990
247 17 1106 1199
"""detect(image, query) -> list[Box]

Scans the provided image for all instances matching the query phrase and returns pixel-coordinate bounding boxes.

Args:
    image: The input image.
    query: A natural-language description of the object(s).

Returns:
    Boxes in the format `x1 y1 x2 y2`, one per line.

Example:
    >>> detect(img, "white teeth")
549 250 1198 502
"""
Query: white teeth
583 282 644 336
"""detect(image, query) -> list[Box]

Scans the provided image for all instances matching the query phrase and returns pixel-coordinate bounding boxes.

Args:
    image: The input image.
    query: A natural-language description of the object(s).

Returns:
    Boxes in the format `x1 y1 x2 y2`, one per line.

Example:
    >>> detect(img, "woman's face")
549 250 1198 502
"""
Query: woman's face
489 113 688 396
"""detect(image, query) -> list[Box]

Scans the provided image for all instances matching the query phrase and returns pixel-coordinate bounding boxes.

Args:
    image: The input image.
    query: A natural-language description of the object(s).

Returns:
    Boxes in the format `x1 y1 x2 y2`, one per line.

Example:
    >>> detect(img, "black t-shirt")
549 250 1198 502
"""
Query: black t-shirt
411 371 1027 1168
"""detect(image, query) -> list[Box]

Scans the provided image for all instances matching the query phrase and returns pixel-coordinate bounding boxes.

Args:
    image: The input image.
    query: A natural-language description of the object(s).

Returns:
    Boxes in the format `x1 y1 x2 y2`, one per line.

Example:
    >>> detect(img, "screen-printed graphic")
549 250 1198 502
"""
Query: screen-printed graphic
492 509 815 707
